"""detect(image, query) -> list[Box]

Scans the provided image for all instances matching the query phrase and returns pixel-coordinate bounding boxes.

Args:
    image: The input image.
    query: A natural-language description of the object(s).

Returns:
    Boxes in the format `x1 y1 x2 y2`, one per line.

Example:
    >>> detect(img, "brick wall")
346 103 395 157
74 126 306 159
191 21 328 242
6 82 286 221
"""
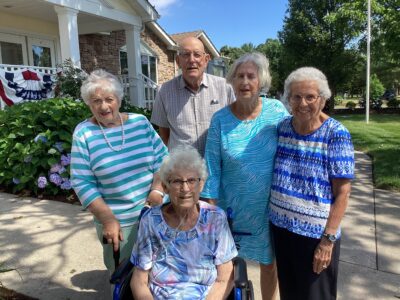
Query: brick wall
79 31 125 75
79 26 176 84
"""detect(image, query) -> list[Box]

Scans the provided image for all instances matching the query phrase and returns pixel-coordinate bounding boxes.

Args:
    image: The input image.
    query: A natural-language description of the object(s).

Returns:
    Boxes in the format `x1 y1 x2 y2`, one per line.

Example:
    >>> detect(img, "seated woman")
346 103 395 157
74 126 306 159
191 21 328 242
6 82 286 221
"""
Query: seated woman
130 145 238 299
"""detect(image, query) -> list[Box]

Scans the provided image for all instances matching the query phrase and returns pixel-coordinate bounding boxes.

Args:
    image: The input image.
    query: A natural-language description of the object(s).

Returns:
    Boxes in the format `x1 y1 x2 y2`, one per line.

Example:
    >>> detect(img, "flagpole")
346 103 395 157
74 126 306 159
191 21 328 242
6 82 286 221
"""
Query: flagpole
366 0 371 123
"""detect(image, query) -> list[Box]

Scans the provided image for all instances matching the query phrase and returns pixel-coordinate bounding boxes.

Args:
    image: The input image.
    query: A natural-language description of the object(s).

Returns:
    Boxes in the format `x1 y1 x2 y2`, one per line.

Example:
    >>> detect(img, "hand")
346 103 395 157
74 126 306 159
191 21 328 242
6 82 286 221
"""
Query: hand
147 190 164 206
313 238 334 274
102 217 123 252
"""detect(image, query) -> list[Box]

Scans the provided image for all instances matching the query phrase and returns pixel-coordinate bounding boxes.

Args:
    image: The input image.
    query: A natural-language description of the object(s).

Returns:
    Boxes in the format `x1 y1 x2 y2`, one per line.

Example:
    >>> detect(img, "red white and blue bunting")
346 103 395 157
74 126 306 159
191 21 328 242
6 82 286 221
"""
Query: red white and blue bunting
0 69 55 106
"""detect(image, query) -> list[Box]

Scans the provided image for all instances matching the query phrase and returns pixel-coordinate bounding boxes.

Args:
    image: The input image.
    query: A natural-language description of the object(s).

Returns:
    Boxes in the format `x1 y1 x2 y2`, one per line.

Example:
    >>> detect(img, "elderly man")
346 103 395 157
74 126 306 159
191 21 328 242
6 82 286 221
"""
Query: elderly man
151 37 235 156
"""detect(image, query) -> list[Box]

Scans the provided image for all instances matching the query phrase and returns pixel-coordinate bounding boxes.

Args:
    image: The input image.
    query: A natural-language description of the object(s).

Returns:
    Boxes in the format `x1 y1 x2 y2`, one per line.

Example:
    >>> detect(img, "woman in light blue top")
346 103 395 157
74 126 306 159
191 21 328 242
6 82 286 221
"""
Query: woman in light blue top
71 69 168 273
201 52 289 300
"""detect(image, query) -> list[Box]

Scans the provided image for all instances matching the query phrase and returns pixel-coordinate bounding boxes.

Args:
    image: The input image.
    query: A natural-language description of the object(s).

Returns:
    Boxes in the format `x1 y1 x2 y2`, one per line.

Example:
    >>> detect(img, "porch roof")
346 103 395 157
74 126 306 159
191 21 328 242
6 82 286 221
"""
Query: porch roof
0 0 159 34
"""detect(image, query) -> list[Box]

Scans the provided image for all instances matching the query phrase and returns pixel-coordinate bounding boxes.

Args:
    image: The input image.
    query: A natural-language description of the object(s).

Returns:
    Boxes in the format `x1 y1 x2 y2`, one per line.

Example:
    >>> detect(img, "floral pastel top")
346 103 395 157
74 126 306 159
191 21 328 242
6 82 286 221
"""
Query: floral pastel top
130 201 237 299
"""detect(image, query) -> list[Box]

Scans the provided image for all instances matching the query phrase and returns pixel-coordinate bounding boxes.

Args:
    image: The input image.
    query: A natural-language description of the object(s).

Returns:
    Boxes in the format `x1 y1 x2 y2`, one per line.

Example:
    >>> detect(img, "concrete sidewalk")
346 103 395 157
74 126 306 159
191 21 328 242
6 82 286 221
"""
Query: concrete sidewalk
0 151 399 299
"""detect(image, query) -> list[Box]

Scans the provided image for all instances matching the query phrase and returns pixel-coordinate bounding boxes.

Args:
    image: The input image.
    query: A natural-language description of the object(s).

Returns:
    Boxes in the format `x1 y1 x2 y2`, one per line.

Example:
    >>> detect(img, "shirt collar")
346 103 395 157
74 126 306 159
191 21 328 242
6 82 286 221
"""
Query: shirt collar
178 73 209 90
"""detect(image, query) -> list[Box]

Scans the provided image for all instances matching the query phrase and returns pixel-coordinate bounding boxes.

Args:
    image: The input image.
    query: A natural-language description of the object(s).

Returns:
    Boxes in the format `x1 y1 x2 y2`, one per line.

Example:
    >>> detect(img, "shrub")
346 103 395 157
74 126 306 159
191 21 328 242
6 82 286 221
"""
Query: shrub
334 96 344 105
55 59 87 99
0 98 91 196
345 101 357 110
358 74 385 110
0 98 154 198
387 98 400 108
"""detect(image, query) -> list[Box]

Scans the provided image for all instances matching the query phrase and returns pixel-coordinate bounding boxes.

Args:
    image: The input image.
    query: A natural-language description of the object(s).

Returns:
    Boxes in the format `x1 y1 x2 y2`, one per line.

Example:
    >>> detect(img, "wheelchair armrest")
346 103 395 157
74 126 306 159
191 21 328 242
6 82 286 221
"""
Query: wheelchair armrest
233 257 249 288
110 257 134 284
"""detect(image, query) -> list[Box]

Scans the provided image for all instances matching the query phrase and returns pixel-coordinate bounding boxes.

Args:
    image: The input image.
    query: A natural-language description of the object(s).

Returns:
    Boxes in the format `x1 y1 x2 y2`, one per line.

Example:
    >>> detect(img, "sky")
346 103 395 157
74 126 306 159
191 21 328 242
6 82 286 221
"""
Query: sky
148 0 288 51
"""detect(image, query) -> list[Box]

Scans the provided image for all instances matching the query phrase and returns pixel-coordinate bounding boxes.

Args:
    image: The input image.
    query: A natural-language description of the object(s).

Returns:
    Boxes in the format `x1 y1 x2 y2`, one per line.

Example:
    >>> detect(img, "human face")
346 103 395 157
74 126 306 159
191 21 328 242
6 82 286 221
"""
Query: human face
164 169 204 211
88 84 120 127
176 38 210 86
289 80 325 123
232 62 260 101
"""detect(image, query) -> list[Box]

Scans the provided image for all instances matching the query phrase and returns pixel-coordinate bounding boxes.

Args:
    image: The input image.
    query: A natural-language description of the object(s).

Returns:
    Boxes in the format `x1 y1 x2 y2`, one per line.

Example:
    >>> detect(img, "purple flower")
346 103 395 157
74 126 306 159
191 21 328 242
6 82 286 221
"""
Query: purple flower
61 154 71 166
53 142 64 152
24 155 32 163
58 166 66 174
50 163 62 173
37 176 48 188
60 178 72 190
49 173 63 186
34 134 47 143
13 178 21 184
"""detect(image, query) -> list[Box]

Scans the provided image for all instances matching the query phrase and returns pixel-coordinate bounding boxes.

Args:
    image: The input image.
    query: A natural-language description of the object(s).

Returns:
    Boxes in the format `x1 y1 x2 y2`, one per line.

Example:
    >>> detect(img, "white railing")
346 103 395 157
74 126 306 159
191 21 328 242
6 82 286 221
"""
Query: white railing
140 74 158 110
0 64 57 75
0 64 158 111
118 74 158 110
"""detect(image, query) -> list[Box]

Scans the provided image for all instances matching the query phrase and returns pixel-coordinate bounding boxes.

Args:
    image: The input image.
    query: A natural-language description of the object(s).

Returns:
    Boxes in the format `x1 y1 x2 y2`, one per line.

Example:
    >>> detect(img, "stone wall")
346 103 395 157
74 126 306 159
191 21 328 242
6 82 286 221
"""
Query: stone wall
79 26 176 84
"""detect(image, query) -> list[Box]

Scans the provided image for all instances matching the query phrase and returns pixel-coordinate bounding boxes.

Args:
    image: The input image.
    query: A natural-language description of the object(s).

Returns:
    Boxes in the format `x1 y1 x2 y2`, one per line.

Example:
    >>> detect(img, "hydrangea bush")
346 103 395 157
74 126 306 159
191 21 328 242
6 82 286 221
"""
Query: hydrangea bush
0 98 91 196
0 97 153 198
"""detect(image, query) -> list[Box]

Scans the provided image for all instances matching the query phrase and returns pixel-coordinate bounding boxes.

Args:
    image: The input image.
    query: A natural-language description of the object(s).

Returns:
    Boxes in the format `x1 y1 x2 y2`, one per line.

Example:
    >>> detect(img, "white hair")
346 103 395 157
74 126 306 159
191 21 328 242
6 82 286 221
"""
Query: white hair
226 52 272 94
282 67 332 103
159 145 208 185
80 69 124 106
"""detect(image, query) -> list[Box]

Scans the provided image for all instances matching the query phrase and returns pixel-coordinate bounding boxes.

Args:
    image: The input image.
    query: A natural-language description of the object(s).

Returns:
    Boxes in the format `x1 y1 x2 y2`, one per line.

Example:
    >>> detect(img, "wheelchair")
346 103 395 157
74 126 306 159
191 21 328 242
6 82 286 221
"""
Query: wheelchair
106 207 254 300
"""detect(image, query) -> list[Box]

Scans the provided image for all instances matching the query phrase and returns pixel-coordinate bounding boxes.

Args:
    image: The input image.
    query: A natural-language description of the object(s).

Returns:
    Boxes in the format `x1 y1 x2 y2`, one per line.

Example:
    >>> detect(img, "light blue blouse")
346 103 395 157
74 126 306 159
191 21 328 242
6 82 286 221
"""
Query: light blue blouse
202 98 289 264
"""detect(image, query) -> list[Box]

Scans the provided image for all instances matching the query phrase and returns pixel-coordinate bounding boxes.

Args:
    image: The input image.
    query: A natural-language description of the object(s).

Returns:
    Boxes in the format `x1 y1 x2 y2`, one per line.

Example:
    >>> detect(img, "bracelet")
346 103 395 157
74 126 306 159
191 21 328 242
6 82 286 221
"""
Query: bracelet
150 189 165 197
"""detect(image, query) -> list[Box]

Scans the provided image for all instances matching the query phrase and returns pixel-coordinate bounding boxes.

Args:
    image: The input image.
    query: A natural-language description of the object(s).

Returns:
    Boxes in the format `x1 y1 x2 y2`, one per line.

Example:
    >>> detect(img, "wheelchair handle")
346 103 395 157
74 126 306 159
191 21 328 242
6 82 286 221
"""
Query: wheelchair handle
102 237 120 268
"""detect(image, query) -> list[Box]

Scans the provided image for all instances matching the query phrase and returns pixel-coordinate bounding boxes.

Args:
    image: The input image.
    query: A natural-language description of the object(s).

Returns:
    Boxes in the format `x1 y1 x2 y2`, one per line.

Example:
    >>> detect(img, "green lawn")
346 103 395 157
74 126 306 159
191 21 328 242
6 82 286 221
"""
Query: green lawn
334 114 400 191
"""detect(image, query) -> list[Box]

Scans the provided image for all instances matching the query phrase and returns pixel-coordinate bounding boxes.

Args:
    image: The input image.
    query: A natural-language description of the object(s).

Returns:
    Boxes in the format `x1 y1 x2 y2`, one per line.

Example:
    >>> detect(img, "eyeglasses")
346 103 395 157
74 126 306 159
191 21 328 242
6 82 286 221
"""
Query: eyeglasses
90 97 117 106
289 94 321 103
178 51 206 60
168 178 201 189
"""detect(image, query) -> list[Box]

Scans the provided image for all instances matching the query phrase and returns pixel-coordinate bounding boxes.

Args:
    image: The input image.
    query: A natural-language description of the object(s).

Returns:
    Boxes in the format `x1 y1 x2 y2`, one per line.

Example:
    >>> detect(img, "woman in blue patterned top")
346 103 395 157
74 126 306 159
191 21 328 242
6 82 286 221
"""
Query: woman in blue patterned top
269 67 354 300
71 70 168 274
202 52 289 300
130 145 237 299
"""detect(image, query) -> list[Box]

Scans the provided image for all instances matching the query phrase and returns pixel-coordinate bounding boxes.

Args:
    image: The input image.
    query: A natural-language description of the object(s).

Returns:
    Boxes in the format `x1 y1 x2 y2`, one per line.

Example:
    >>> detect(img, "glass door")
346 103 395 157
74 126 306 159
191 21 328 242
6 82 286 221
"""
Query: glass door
0 32 28 65
27 37 55 67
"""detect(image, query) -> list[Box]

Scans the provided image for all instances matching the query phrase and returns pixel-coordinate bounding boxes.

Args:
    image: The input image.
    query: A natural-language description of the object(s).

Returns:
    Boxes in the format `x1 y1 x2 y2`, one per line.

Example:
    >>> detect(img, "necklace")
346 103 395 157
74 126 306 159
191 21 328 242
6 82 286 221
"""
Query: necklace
97 113 125 152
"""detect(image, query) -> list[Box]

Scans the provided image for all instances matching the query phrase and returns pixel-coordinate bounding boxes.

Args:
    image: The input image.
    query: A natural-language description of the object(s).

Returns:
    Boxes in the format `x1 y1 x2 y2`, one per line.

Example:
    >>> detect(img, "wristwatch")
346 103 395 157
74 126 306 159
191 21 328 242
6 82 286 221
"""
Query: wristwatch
322 232 337 243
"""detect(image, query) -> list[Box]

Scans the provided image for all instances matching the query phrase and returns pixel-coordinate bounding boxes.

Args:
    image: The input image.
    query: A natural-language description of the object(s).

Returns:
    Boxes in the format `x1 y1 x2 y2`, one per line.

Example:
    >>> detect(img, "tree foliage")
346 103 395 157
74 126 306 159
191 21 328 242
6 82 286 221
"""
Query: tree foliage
279 0 366 111
219 0 400 103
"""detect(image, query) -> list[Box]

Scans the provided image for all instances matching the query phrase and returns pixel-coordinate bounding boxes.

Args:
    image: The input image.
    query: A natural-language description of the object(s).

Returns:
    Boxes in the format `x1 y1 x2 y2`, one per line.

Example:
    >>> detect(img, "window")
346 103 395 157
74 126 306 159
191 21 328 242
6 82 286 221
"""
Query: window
32 45 52 67
0 32 27 65
0 41 24 65
119 41 158 83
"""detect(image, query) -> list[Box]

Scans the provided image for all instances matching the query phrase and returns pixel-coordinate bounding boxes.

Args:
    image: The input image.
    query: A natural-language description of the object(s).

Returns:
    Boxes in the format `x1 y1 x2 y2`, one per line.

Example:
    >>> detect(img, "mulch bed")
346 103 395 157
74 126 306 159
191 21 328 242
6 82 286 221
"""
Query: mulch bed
0 286 38 300
0 187 79 204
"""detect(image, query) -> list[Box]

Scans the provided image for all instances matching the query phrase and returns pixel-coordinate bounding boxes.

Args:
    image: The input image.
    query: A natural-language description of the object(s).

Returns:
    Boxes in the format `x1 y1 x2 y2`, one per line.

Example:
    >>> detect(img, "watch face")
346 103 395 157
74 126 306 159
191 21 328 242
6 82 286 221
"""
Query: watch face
324 233 337 242
328 235 336 242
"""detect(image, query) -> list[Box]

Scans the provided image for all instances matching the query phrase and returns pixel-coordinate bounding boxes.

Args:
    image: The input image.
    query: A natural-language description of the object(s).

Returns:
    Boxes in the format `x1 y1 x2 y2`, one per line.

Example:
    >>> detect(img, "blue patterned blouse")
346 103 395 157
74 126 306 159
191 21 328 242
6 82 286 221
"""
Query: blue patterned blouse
269 116 354 239
130 201 237 299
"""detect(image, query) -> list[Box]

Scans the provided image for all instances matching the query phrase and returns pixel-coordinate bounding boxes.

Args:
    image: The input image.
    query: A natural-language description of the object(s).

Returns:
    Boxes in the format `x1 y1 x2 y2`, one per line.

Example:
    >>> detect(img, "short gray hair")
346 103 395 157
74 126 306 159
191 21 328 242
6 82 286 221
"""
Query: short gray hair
226 52 272 94
80 69 124 106
282 67 332 103
159 145 208 185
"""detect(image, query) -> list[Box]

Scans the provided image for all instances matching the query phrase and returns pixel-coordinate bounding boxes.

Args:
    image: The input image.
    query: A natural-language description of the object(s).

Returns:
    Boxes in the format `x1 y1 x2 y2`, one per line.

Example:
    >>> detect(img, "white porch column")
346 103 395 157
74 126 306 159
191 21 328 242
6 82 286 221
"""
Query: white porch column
125 25 144 107
54 6 81 67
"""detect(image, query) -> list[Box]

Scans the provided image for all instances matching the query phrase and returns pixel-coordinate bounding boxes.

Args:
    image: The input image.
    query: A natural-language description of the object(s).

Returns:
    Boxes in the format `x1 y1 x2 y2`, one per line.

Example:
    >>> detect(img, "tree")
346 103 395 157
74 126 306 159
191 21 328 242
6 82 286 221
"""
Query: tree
279 0 366 111
256 39 284 96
